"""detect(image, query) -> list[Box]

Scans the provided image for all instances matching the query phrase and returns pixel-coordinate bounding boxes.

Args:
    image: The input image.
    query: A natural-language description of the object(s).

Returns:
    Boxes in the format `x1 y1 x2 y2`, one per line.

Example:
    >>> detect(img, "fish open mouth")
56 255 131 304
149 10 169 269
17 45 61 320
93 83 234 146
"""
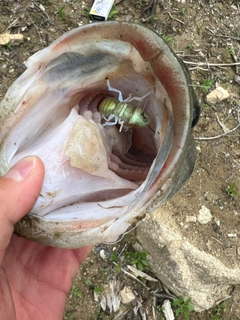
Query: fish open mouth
3 37 173 223
0 22 198 247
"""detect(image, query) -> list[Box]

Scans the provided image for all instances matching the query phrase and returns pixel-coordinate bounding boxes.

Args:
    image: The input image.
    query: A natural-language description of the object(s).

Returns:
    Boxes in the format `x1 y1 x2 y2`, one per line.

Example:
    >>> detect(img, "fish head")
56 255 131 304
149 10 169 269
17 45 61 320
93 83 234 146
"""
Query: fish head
0 22 199 248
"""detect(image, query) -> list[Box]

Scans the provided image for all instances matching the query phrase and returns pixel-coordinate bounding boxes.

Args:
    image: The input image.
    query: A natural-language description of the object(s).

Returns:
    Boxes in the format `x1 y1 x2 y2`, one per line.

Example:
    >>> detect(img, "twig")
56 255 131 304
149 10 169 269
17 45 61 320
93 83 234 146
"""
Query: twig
152 297 156 320
127 265 158 282
35 3 52 22
117 243 127 258
5 18 19 31
118 264 151 290
27 14 44 48
211 34 240 41
216 114 229 133
168 12 184 25
229 47 240 74
211 236 223 245
141 0 156 15
103 222 140 245
141 0 157 22
188 67 209 71
205 26 214 34
195 122 240 140
214 295 232 306
183 60 240 67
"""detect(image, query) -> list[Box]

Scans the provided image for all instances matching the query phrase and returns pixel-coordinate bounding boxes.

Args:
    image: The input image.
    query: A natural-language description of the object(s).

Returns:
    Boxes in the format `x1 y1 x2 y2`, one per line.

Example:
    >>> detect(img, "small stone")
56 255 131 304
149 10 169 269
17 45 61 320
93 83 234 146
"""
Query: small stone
0 64 7 76
197 205 212 224
99 249 107 260
237 247 240 255
227 233 237 237
186 215 197 223
120 286 135 304
235 74 240 84
162 299 175 320
0 33 23 46
206 86 230 105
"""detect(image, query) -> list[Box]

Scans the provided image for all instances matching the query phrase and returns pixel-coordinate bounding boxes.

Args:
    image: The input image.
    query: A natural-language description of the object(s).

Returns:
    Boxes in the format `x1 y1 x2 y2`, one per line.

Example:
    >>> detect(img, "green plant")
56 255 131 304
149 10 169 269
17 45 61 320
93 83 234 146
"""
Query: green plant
41 0 51 4
156 305 163 312
83 8 94 21
71 285 82 298
162 34 174 45
231 99 240 107
149 16 158 24
196 24 204 35
83 277 92 286
173 296 194 320
125 250 149 271
93 286 104 295
200 79 214 92
186 44 195 51
110 252 121 271
3 44 11 50
65 311 75 320
96 309 104 319
136 0 142 9
210 301 227 320
108 5 118 19
225 182 239 196
179 7 186 14
56 5 66 20
226 47 236 56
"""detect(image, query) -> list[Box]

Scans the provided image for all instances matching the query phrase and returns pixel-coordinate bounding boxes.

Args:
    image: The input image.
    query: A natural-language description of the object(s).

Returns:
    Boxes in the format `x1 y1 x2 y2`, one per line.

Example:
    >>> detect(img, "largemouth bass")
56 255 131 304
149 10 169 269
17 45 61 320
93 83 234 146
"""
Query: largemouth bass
0 22 199 248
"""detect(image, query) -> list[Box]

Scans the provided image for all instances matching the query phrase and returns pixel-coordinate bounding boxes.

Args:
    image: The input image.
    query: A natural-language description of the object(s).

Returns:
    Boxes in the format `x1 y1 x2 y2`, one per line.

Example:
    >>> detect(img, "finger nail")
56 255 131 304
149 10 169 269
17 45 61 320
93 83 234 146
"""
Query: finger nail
4 156 37 182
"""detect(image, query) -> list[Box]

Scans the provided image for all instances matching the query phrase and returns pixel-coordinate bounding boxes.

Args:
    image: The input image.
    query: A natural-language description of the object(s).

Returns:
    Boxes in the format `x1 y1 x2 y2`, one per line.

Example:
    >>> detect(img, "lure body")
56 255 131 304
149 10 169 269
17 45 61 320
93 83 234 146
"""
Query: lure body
99 97 151 130
99 80 151 131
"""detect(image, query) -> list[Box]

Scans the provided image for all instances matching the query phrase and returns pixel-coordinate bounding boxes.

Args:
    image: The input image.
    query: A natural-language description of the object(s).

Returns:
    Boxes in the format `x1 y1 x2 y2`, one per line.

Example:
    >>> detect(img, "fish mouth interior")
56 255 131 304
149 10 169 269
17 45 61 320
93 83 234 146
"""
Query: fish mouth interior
3 39 173 223
76 81 159 182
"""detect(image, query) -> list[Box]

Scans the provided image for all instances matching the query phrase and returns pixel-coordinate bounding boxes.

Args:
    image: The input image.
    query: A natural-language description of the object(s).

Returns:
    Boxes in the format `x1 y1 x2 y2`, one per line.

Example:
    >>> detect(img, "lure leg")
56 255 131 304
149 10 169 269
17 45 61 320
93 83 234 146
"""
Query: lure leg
118 118 124 132
102 114 118 126
102 113 124 132
124 91 151 103
106 79 123 102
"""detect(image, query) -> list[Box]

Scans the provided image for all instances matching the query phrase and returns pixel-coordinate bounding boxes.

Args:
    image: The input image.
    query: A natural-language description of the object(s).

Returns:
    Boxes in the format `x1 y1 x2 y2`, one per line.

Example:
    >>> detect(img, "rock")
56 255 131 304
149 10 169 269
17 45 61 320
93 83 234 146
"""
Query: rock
162 299 175 320
0 33 23 46
98 280 121 313
137 207 237 312
120 286 135 304
0 64 7 76
235 74 240 84
99 249 108 260
197 205 212 224
186 215 197 223
206 86 230 104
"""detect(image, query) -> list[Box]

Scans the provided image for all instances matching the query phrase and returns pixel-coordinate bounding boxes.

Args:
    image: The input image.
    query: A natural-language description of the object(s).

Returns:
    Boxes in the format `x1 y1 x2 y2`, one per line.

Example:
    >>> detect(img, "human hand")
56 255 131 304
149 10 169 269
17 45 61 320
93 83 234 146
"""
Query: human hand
0 156 93 320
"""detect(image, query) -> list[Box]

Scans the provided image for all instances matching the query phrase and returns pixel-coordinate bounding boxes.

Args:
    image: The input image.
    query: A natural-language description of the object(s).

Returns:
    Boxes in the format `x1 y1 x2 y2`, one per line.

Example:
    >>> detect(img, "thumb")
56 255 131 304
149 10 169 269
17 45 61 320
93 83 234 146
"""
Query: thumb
0 156 44 262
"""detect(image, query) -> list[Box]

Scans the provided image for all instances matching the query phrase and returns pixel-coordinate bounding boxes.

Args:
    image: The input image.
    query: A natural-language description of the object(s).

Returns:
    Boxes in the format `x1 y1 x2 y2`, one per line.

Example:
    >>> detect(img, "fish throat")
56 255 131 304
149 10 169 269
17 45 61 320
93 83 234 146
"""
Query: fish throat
69 88 157 182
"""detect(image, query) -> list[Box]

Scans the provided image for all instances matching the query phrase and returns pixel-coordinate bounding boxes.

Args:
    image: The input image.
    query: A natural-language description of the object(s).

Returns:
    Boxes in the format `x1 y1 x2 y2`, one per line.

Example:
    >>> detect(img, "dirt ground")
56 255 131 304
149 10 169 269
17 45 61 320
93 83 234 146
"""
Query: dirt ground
0 0 239 319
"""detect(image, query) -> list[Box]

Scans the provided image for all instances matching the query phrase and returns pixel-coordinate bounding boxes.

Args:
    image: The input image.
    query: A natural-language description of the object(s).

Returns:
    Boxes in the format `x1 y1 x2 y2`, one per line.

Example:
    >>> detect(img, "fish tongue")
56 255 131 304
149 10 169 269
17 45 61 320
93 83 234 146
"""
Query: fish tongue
64 116 109 178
